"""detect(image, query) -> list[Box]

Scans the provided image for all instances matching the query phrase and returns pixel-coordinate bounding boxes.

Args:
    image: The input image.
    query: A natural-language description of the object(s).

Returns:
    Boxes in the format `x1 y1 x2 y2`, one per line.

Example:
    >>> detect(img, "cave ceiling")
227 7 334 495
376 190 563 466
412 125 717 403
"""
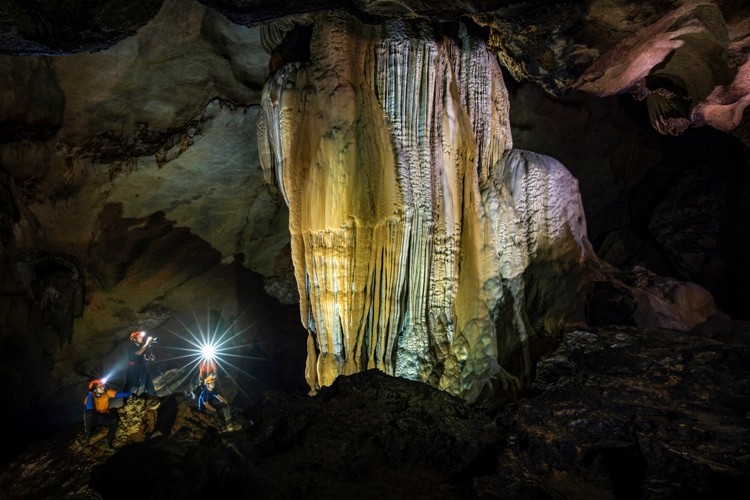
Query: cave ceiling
0 0 749 454
2 1 749 142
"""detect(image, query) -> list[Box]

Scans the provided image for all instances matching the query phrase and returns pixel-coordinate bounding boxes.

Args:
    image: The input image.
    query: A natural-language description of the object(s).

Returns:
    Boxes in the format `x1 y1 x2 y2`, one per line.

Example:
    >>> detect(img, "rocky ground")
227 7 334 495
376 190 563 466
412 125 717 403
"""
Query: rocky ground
0 325 748 499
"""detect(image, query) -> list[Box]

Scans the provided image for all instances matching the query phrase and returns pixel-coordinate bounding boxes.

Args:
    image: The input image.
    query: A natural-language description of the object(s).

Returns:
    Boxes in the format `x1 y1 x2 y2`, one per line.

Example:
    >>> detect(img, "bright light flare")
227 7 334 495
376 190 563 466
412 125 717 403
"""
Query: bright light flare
155 306 268 400
200 343 217 362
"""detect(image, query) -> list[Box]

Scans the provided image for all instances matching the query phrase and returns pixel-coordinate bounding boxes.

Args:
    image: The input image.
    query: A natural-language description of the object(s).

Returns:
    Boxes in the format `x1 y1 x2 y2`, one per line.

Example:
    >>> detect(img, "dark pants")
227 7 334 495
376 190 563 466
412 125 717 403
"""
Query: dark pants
206 401 232 429
125 364 155 395
84 410 119 444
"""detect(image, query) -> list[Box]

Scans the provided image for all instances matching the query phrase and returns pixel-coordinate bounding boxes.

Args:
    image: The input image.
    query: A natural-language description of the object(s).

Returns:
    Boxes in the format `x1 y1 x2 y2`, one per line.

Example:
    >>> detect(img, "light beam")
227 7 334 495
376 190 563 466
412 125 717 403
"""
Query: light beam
153 305 269 400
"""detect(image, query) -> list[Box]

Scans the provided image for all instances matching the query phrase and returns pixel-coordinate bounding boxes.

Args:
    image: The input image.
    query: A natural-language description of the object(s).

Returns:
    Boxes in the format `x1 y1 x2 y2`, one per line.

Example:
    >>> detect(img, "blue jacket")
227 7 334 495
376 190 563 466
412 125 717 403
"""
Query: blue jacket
197 386 221 411
84 389 130 412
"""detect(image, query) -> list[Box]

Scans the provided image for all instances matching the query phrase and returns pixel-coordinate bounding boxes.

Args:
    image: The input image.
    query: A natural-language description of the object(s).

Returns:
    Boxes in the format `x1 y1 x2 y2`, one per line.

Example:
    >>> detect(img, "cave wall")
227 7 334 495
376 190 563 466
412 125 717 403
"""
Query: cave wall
508 81 750 319
0 0 748 457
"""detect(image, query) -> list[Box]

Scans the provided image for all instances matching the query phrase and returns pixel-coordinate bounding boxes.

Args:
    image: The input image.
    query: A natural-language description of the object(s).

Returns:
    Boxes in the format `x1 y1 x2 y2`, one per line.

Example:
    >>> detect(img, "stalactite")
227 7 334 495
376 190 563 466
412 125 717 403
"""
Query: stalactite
258 12 605 400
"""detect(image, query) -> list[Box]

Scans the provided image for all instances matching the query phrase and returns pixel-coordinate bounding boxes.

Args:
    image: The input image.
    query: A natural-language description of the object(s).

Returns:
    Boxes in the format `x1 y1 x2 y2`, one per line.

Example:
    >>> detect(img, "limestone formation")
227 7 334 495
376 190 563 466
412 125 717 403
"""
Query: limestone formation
258 14 621 400
259 12 723 400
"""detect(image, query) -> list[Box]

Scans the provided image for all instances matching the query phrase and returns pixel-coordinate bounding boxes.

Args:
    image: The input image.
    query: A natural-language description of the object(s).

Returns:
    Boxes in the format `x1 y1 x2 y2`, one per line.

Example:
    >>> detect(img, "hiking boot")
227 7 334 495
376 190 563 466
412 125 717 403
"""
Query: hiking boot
99 441 116 452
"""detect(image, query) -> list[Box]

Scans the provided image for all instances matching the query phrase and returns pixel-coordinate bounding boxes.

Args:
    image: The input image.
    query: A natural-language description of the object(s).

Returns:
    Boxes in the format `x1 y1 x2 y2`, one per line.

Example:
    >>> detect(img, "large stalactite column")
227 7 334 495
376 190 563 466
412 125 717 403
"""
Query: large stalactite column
259 13 517 401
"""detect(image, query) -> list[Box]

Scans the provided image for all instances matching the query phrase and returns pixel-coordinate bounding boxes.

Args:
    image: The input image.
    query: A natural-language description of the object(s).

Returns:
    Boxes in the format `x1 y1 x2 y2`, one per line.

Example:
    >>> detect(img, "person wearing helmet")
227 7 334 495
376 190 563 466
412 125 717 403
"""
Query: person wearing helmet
83 379 130 451
197 373 242 433
124 330 156 395
189 359 218 402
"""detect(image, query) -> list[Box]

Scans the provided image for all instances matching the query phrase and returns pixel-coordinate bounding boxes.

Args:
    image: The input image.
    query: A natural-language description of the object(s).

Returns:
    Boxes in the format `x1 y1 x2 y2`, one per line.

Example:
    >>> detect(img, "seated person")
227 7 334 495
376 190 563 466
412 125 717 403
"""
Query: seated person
83 378 130 450
197 373 242 432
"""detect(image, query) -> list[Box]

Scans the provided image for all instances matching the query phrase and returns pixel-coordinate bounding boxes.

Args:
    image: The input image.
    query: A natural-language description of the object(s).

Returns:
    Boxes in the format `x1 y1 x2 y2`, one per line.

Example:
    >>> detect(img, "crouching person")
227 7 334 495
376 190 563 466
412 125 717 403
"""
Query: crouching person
197 373 241 432
83 379 130 451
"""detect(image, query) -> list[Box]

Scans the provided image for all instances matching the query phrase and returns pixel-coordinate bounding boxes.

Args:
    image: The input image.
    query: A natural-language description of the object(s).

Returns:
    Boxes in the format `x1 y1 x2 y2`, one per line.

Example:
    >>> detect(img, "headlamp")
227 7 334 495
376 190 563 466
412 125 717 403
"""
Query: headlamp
201 343 216 361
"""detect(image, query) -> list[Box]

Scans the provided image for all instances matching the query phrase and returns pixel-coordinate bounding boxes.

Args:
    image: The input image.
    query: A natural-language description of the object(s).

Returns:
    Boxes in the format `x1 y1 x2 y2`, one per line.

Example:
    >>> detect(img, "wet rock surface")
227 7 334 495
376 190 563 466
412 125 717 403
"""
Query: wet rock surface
1 326 747 499
505 327 750 499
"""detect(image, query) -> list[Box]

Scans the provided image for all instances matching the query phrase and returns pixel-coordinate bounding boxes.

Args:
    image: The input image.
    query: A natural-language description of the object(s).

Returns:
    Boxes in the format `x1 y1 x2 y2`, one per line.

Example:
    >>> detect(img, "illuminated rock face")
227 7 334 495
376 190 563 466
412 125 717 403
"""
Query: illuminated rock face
258 13 599 401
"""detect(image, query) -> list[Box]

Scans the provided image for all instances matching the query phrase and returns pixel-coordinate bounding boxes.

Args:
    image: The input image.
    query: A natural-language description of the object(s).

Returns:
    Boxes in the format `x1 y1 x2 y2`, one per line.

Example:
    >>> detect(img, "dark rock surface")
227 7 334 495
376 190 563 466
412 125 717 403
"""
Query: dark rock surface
508 80 750 320
0 0 165 55
1 326 747 499
510 327 750 499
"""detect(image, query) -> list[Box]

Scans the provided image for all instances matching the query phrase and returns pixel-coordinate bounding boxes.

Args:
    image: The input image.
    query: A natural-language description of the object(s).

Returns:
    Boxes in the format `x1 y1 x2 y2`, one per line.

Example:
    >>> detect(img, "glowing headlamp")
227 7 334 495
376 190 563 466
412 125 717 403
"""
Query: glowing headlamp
162 316 253 397
201 343 216 361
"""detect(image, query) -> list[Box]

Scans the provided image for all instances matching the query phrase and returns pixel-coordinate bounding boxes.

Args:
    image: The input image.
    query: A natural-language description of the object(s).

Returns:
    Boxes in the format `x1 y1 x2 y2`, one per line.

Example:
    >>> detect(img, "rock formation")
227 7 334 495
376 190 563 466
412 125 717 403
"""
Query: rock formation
258 12 720 401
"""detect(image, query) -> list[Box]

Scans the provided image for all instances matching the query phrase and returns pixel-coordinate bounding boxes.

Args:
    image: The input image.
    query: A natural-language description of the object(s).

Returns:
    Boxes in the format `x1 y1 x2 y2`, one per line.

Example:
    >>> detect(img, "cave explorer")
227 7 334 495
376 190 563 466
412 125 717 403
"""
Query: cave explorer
197 373 242 433
189 358 217 401
124 330 157 395
83 378 130 451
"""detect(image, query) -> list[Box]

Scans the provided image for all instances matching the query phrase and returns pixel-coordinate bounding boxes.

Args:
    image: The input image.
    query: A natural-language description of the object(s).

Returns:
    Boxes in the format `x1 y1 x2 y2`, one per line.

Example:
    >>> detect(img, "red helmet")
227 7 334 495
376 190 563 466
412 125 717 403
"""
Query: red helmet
129 330 145 340
199 359 217 380
88 379 105 390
